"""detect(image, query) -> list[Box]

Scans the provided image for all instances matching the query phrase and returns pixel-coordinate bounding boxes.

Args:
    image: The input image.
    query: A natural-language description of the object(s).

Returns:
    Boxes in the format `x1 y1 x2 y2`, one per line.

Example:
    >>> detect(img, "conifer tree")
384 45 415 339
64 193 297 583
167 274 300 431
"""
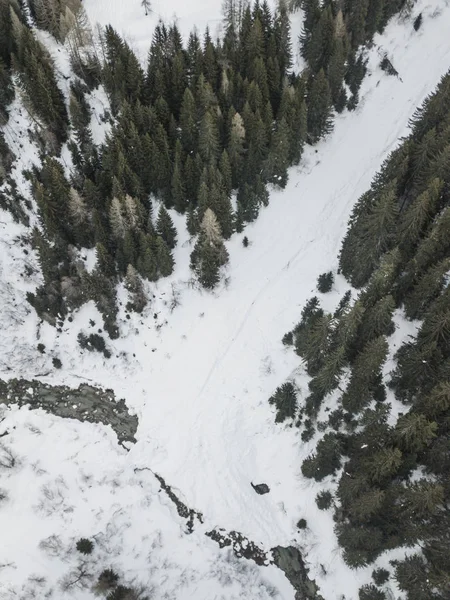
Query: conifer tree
306 4 334 73
109 197 126 240
265 117 290 187
227 110 246 187
268 382 297 422
348 0 369 49
156 205 177 249
219 149 233 194
273 0 292 77
307 69 333 142
395 413 437 454
198 109 220 164
190 208 229 288
179 87 198 154
171 141 187 212
125 264 147 312
342 336 388 413
403 257 450 320
156 236 174 277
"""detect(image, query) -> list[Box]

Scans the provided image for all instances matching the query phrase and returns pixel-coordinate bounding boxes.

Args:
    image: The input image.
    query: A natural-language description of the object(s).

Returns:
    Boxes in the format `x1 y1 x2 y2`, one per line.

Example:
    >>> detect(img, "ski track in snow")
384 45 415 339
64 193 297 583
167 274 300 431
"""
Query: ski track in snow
1 1 450 599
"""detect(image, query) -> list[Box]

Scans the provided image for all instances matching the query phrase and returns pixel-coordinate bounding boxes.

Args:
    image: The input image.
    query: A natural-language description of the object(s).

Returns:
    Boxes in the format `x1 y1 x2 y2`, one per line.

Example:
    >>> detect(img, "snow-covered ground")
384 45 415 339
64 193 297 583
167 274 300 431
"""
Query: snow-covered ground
1 1 450 599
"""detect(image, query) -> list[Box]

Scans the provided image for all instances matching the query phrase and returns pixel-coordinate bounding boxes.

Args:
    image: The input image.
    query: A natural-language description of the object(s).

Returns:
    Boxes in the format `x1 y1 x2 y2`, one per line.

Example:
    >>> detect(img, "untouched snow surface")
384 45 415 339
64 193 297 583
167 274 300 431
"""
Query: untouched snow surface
1 1 450 599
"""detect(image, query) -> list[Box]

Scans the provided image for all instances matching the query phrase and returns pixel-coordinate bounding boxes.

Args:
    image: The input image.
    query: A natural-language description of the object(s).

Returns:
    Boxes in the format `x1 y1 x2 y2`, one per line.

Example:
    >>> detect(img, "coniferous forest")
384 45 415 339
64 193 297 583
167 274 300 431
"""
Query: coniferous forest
0 0 411 337
272 71 450 600
1 1 448 597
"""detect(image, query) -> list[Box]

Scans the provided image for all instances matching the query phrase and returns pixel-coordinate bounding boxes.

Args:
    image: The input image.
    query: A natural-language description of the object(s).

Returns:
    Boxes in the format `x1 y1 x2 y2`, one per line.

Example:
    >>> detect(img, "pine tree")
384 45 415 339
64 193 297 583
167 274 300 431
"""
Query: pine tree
268 382 297 422
179 87 197 154
359 295 395 342
307 69 333 143
395 413 437 453
265 117 290 187
399 178 443 251
273 0 292 78
190 208 229 288
198 109 220 164
125 264 147 313
156 236 174 277
299 0 320 56
156 205 177 249
109 197 126 240
366 447 402 484
342 336 388 413
219 149 233 194
306 5 334 73
403 257 450 320
137 240 158 282
227 110 246 187
348 0 369 49
171 141 187 212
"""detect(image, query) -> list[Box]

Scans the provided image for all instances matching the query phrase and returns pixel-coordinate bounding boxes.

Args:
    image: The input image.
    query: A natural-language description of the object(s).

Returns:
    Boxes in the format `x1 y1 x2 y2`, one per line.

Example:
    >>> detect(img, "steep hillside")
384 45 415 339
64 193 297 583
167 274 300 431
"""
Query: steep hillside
0 1 450 599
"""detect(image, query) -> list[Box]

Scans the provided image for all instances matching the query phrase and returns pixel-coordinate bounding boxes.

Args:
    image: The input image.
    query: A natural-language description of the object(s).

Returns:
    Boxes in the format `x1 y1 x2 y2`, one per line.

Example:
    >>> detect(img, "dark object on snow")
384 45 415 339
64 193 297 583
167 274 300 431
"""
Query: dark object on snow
251 482 270 495
413 14 422 31
380 55 399 78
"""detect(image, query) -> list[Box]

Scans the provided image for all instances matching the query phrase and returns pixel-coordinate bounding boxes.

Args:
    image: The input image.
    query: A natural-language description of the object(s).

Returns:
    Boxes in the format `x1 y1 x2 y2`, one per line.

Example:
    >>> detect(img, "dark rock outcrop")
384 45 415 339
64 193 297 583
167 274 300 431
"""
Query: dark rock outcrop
0 378 138 445
272 546 321 599
251 482 270 495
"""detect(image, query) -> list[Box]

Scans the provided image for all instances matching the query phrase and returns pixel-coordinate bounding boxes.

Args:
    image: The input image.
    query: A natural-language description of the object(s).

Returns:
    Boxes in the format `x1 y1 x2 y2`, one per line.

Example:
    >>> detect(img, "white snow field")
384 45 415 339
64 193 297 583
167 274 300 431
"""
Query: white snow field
1 1 450 599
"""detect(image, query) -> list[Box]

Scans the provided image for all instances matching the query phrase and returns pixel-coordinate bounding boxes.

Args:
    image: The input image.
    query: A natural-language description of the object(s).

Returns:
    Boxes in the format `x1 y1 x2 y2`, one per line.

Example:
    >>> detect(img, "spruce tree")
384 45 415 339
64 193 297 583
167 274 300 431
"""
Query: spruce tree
342 336 388 413
307 69 333 142
268 382 297 422
190 208 229 289
171 141 187 212
265 117 290 187
198 109 220 164
179 87 198 154
156 205 177 249
125 264 147 313
156 236 174 277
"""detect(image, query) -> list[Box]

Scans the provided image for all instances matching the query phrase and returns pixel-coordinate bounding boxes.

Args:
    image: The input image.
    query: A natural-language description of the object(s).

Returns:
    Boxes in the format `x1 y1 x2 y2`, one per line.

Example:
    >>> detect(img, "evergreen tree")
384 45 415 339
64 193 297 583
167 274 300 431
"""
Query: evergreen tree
190 208 229 288
265 117 290 187
307 69 333 142
156 236 174 277
180 87 198 154
342 336 388 413
156 205 177 249
198 109 220 164
395 413 437 454
268 382 297 422
171 141 187 212
125 264 147 313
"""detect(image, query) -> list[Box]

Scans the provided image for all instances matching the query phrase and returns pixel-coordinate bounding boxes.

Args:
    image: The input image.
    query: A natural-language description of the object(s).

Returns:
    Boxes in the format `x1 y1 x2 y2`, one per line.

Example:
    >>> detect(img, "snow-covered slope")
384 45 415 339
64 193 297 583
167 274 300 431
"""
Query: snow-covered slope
1 1 450 599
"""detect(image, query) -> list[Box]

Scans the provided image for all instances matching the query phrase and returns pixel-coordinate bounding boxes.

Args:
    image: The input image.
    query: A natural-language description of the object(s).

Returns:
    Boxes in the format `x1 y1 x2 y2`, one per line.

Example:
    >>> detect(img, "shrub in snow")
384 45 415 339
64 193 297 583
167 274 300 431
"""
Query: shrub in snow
317 271 334 293
380 56 399 77
76 538 94 555
372 568 390 585
282 331 293 345
95 569 120 593
359 584 386 600
52 357 62 369
106 585 143 600
297 518 307 529
316 490 333 510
